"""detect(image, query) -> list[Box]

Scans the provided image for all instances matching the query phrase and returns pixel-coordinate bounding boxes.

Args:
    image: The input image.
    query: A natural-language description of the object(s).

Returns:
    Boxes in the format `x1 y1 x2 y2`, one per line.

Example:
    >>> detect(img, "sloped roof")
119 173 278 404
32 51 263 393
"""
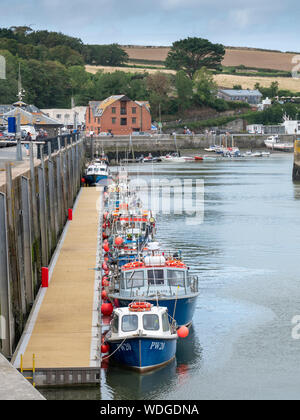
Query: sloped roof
91 95 150 117
95 95 127 117
219 89 262 97
3 107 63 126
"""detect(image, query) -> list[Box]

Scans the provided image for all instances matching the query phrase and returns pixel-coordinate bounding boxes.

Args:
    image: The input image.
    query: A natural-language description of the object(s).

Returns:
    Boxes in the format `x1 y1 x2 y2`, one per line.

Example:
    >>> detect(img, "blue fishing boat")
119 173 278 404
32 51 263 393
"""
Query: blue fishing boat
108 243 199 327
105 303 178 371
84 158 110 186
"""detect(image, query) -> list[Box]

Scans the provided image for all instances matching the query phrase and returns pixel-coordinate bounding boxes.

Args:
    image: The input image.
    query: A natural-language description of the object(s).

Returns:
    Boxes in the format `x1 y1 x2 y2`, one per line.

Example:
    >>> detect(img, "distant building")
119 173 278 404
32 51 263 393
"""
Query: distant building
246 124 265 134
0 101 63 137
85 95 151 135
42 106 87 130
218 89 263 105
282 118 300 135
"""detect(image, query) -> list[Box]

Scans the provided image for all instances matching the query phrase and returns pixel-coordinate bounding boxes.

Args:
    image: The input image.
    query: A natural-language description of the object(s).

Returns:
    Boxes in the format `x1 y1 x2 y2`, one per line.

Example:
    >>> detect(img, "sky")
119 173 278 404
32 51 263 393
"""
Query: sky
0 0 299 51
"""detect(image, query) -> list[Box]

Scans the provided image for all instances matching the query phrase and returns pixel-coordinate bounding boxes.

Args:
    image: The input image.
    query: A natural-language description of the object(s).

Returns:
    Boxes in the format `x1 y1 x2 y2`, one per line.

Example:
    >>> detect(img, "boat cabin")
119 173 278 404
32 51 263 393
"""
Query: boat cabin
119 255 198 297
109 305 176 340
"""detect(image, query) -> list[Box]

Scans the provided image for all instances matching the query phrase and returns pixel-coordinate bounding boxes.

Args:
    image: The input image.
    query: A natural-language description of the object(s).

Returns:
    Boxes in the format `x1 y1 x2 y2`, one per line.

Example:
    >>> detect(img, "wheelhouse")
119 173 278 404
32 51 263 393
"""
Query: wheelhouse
119 256 198 297
109 305 175 339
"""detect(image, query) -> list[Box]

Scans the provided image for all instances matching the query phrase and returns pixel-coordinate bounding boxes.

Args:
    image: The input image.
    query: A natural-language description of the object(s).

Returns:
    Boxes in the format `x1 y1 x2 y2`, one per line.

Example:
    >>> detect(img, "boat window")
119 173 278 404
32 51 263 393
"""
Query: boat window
147 269 164 285
162 312 170 332
122 315 138 332
120 272 125 289
126 271 144 288
143 314 160 331
111 314 119 333
167 270 185 287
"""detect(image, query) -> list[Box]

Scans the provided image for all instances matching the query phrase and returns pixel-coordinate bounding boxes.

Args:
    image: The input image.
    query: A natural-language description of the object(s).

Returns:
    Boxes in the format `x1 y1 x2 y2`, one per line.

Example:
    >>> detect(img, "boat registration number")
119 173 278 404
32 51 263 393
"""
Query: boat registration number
150 342 165 351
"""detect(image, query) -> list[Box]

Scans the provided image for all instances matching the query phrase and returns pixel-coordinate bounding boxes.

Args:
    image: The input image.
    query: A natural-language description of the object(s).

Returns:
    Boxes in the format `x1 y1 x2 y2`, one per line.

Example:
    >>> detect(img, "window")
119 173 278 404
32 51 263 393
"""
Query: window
112 107 116 114
111 314 119 333
126 270 144 288
143 314 160 331
162 312 170 332
132 107 136 114
121 108 127 115
132 117 136 124
112 118 116 124
147 269 164 285
122 315 138 332
121 118 127 126
167 270 185 287
56 114 61 119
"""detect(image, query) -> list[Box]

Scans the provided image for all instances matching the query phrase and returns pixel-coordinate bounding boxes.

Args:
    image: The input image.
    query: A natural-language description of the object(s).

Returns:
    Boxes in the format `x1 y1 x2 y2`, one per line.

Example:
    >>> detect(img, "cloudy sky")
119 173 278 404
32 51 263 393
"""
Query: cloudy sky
1 0 299 51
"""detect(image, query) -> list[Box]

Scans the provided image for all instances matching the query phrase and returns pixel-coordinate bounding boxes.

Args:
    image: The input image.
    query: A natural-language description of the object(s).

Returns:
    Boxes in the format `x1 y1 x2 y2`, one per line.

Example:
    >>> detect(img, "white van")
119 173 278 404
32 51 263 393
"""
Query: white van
21 125 37 140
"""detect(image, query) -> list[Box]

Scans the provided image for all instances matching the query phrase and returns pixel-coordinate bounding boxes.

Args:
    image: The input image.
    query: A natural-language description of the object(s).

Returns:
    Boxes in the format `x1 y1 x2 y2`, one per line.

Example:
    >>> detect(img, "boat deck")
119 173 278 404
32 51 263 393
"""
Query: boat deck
13 188 101 371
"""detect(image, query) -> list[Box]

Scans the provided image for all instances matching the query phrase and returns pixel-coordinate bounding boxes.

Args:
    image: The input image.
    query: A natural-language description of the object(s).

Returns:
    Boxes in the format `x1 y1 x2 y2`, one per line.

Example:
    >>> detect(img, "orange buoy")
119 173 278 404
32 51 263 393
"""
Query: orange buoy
115 236 124 246
101 290 108 300
177 326 189 338
101 343 110 353
102 262 108 271
103 243 110 252
102 279 109 287
101 302 113 316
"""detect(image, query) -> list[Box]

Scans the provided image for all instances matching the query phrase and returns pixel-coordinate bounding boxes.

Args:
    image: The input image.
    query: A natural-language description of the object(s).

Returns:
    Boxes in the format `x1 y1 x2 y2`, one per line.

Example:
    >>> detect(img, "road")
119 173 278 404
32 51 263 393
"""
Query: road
0 145 31 169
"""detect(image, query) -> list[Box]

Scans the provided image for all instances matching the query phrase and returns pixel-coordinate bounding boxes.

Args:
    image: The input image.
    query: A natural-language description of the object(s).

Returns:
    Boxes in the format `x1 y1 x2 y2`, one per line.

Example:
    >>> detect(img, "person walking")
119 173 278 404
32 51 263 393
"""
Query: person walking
24 131 32 156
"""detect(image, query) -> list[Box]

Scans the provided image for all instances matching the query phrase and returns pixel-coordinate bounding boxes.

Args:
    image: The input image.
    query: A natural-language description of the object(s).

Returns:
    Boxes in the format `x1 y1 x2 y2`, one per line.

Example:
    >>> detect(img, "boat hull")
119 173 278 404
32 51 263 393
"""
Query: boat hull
107 336 177 372
84 174 108 186
113 294 198 327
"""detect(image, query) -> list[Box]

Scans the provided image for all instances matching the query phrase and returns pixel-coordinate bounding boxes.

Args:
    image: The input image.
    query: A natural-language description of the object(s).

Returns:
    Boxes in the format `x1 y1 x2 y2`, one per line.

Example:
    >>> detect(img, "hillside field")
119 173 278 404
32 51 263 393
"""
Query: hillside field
85 65 300 92
122 46 298 72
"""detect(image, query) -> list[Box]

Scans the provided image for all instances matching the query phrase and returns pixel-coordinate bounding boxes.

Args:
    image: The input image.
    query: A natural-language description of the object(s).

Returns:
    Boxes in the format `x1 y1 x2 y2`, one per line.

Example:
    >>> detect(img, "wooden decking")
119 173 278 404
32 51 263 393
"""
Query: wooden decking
20 188 100 369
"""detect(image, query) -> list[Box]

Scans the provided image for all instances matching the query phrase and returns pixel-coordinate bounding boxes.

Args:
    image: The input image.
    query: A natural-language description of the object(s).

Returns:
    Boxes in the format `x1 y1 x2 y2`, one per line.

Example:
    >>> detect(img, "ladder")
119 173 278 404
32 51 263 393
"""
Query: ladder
20 354 36 387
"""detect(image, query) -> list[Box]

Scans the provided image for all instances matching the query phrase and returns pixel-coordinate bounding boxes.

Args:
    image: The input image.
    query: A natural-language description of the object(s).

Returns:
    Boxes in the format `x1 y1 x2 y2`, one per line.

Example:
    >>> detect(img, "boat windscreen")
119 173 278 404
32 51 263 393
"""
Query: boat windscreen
167 270 185 287
126 271 144 288
143 314 160 331
147 269 164 285
122 314 138 332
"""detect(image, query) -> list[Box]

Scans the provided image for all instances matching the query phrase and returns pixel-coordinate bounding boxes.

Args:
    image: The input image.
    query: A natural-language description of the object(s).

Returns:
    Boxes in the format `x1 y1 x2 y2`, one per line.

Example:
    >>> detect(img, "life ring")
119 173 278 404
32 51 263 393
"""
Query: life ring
128 302 152 312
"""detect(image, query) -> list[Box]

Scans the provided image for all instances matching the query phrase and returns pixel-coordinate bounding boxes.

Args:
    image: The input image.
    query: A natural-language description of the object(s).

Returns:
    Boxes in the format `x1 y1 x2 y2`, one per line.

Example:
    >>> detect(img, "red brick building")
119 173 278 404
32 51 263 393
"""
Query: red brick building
85 95 151 135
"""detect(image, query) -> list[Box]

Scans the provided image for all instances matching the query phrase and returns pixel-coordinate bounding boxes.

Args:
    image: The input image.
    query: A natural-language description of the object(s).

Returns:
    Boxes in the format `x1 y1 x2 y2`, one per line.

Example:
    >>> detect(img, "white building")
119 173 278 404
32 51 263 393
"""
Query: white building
246 124 265 134
41 106 87 130
282 118 300 135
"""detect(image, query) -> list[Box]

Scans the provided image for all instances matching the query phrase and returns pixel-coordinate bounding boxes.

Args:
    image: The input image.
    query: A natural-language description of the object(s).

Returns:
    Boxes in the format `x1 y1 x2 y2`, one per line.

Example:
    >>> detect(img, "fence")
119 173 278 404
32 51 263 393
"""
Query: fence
0 134 85 357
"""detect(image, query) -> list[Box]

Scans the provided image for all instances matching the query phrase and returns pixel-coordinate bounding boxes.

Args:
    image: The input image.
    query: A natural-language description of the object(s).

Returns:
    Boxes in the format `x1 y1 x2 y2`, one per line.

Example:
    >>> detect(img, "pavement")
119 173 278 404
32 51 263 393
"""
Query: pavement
0 353 45 400
0 145 33 169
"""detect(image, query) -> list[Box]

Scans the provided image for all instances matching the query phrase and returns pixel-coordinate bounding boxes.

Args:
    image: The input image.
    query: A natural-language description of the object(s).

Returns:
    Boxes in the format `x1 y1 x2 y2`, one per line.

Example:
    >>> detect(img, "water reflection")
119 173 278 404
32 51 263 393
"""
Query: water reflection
104 325 202 400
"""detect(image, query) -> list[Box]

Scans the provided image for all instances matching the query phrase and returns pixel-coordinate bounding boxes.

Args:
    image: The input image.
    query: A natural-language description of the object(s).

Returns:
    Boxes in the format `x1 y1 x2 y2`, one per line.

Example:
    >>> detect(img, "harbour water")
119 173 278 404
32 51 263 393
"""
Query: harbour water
41 153 300 400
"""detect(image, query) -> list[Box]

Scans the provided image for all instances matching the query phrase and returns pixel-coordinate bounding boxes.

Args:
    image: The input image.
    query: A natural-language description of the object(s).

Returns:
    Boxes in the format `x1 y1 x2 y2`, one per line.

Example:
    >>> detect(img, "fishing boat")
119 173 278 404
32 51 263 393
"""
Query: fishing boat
84 159 110 186
108 242 199 326
264 135 294 152
105 303 178 371
160 153 186 163
104 207 156 267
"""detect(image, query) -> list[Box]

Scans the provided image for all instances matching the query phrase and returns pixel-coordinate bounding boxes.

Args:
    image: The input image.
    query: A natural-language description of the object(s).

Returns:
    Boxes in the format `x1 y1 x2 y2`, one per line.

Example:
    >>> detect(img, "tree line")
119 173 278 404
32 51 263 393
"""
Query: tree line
0 27 128 67
2 28 295 125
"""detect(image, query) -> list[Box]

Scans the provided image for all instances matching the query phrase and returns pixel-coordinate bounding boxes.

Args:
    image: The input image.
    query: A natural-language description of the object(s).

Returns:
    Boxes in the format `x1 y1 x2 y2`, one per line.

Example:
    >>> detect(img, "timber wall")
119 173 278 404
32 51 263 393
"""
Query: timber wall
0 134 85 358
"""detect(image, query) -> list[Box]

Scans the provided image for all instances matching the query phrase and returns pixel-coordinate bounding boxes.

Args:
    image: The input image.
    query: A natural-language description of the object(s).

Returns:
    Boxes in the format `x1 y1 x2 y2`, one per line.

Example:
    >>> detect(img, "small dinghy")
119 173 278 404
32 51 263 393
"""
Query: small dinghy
106 302 178 372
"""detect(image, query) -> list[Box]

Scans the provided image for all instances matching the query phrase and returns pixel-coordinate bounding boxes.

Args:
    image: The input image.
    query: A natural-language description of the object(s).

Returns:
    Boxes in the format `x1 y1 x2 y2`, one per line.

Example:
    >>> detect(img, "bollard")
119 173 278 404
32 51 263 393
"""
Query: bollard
42 267 49 288
68 208 73 221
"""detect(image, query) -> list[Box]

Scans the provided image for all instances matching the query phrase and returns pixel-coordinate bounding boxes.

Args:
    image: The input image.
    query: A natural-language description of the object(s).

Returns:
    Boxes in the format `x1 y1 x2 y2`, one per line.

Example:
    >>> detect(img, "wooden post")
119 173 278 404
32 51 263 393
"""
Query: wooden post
0 192 13 356
21 176 34 307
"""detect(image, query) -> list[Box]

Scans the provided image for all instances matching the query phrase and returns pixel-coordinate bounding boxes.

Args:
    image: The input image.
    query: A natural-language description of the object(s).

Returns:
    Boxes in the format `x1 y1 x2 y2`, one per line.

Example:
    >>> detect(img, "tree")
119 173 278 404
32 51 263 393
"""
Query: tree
193 67 217 105
49 45 84 67
175 70 193 111
0 50 18 103
165 37 225 79
83 44 128 66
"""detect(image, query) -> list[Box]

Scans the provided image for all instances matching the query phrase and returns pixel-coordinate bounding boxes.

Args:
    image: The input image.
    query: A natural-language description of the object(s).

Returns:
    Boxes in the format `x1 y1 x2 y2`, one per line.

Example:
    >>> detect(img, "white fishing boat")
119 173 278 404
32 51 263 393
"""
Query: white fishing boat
264 135 294 152
105 304 178 372
160 153 186 163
